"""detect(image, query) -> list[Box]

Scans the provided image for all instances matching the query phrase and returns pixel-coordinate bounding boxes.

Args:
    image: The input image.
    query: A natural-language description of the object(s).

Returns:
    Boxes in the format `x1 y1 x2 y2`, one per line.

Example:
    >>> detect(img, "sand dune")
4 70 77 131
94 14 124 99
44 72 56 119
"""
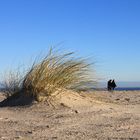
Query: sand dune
0 90 139 140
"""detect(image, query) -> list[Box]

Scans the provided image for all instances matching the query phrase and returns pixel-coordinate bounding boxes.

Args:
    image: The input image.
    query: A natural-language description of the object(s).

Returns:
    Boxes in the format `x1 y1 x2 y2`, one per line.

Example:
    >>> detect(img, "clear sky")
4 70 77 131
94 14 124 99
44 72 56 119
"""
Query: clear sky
0 0 140 82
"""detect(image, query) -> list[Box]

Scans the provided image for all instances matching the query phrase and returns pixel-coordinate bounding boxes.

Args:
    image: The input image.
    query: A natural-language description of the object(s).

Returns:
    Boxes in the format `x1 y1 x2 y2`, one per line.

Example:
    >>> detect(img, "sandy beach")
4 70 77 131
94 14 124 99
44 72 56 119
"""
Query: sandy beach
0 90 139 140
1 0 140 139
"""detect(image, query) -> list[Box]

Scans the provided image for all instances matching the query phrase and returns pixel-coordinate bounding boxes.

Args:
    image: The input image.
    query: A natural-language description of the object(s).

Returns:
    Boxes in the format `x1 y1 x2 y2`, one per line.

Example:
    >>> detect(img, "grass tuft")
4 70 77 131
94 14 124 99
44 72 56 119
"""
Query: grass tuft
1 48 97 103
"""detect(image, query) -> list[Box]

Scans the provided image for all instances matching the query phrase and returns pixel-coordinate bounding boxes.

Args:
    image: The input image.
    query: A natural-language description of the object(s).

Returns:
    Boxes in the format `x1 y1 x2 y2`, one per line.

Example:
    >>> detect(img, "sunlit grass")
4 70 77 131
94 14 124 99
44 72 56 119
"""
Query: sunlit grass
0 48 96 102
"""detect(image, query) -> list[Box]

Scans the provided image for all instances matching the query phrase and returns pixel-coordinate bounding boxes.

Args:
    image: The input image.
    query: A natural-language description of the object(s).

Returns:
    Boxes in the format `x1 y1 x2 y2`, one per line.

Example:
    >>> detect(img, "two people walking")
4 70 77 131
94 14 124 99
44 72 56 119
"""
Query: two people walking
107 79 117 91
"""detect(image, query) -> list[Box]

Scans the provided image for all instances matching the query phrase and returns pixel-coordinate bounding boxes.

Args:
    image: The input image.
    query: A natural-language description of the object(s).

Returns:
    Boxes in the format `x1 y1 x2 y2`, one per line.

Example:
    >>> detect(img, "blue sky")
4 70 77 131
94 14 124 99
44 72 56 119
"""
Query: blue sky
0 0 140 82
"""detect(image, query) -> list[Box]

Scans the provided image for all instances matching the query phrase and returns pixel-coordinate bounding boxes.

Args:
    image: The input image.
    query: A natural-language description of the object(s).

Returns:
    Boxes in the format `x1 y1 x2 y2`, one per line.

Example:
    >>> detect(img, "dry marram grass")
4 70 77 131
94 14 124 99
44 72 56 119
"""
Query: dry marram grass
1 48 96 103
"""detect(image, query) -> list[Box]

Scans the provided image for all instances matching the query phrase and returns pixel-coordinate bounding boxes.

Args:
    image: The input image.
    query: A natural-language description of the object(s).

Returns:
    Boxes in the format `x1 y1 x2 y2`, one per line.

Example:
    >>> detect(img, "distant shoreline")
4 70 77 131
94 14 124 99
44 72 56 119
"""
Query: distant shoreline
115 87 140 91
89 87 140 91
1 87 140 93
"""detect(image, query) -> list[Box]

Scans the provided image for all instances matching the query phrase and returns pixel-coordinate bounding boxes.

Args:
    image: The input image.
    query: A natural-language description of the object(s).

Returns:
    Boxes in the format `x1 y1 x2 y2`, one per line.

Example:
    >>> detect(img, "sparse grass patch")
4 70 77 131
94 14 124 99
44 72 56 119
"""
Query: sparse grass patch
0 70 23 98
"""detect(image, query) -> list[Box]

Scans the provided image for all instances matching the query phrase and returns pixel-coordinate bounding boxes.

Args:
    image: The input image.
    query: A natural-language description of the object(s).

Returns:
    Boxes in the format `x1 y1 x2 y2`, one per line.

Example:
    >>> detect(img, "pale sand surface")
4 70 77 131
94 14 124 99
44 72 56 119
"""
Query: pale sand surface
0 90 139 140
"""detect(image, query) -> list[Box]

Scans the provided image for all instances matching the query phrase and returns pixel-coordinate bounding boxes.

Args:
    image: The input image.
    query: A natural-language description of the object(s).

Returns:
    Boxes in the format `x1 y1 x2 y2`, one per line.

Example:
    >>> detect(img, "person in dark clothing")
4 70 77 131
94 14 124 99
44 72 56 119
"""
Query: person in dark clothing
111 79 117 91
107 79 112 91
